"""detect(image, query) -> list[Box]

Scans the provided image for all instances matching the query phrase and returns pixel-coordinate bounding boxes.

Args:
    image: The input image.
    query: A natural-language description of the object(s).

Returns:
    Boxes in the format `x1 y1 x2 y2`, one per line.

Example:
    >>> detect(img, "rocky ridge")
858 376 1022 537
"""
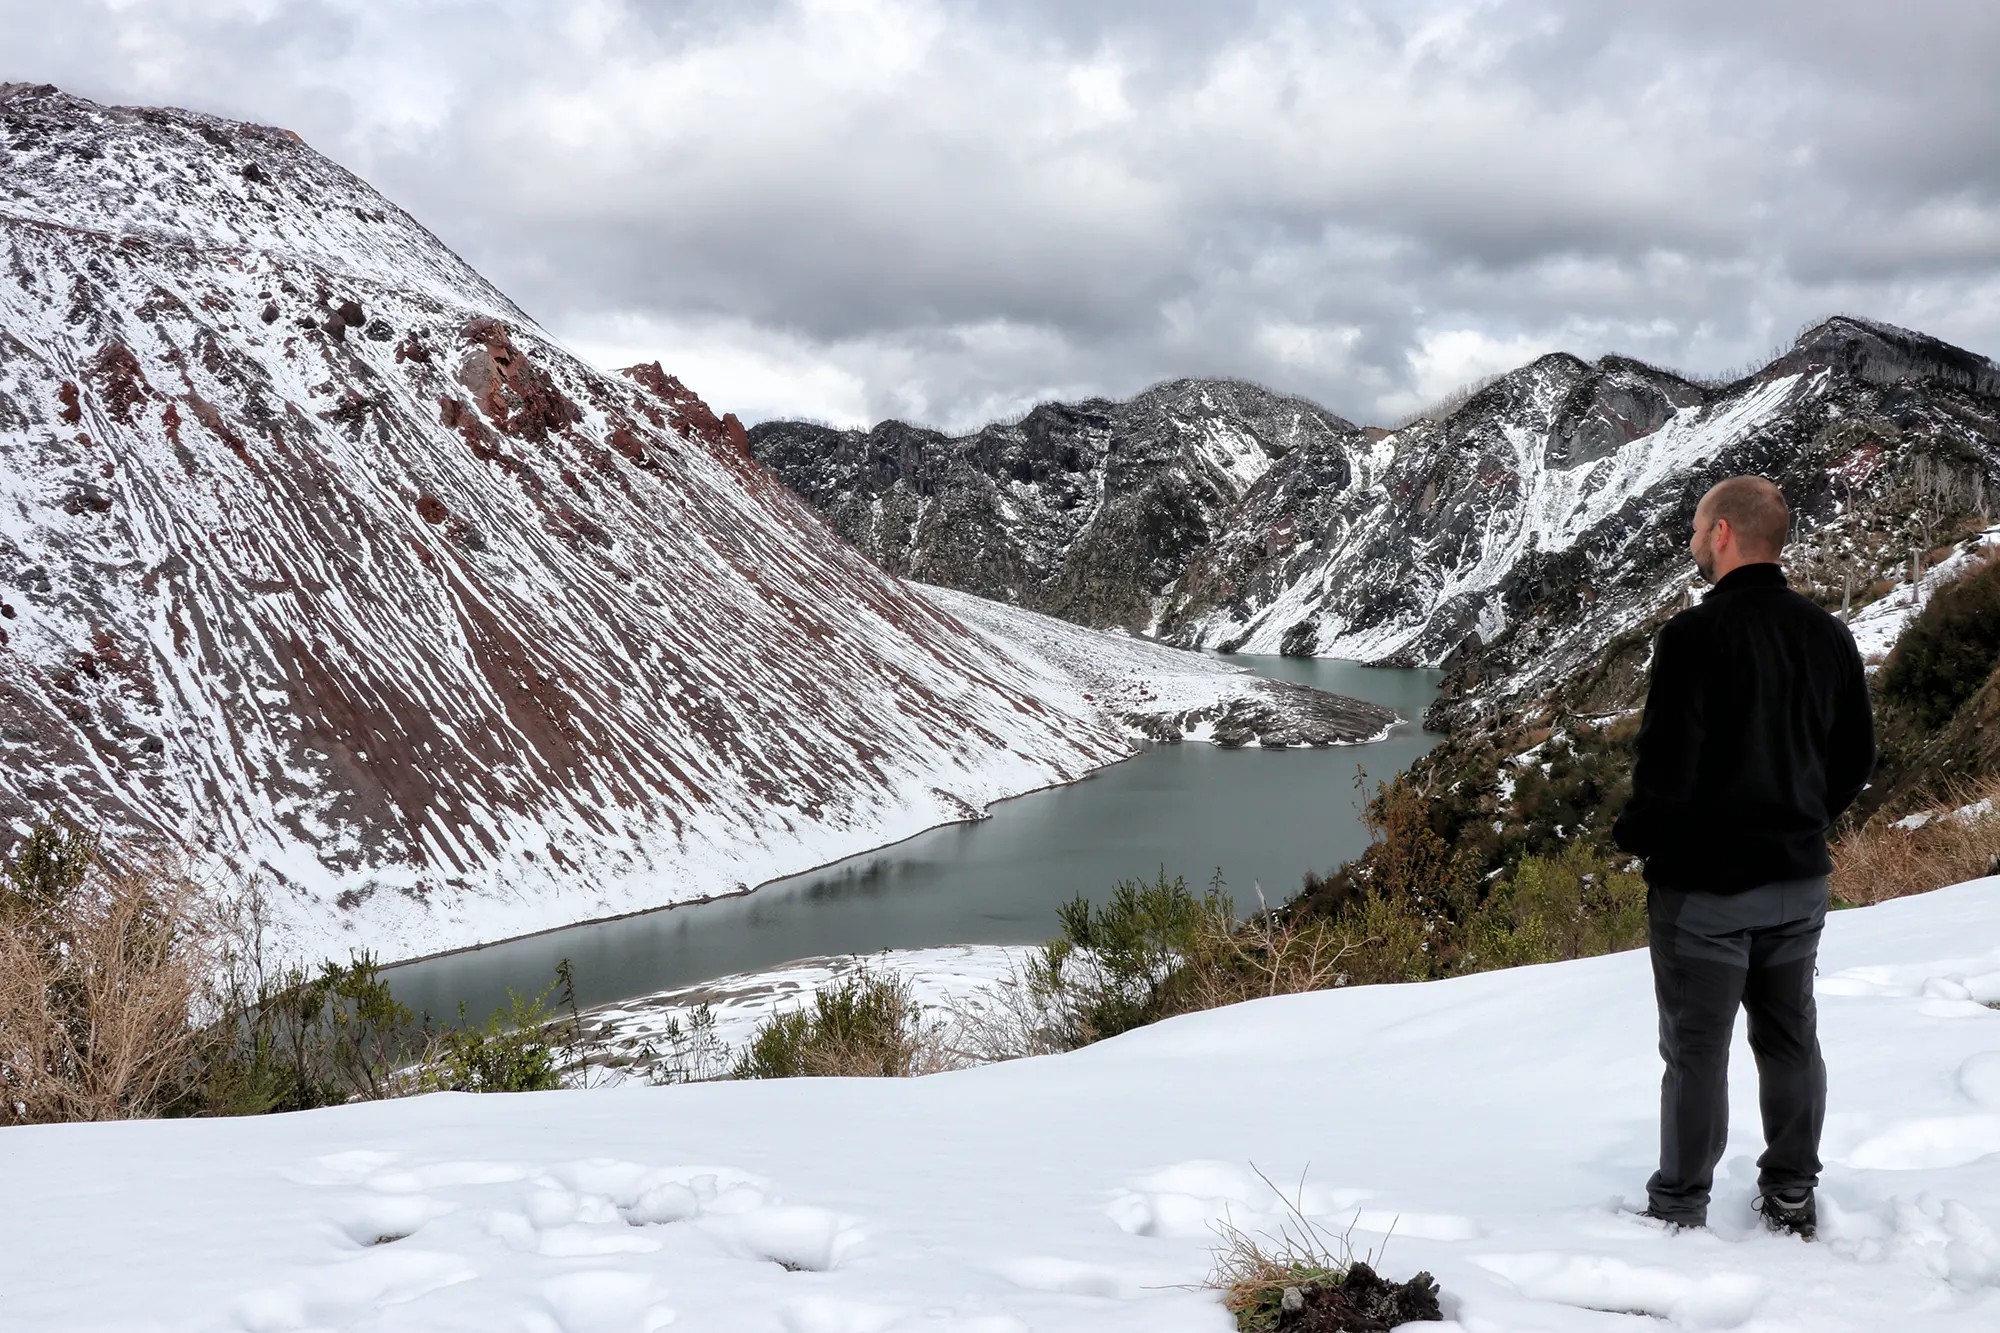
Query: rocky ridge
756 321 2000 730
749 378 1357 631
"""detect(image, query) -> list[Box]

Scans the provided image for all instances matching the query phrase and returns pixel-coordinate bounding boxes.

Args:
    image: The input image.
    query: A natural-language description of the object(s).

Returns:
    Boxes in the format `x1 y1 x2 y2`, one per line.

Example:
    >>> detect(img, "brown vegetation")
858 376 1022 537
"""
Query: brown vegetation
0 820 212 1124
1 816 594 1126
1206 1167 1442 1331
1831 777 2000 907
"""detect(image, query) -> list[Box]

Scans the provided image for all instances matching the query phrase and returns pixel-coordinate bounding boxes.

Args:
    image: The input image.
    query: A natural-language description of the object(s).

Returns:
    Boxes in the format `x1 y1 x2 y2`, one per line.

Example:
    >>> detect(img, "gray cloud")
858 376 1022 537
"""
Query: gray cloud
5 0 1999 429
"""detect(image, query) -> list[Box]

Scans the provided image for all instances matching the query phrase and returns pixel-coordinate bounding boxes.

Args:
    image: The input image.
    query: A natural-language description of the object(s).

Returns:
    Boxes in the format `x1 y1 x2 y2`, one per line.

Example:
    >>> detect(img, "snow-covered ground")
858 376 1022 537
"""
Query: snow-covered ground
1847 525 2000 664
10 878 2000 1332
578 944 1030 1078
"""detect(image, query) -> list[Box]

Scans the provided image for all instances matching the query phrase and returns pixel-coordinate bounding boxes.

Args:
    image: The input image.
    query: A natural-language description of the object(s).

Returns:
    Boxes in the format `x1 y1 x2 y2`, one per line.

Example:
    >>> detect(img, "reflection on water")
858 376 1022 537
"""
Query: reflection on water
386 657 1442 1019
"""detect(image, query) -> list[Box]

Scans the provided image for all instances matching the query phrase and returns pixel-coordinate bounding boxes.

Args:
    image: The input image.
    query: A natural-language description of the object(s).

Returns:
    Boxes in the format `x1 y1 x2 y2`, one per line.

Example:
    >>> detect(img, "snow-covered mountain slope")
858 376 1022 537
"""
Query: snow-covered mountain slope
0 84 1375 962
1170 322 2000 726
758 322 2000 729
11 877 2000 1331
921 584 1395 747
749 379 1358 631
1847 524 2000 663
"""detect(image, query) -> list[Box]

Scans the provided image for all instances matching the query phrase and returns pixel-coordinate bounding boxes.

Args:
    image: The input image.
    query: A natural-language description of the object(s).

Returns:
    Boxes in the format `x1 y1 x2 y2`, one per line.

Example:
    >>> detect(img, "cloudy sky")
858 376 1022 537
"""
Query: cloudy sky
9 0 2000 430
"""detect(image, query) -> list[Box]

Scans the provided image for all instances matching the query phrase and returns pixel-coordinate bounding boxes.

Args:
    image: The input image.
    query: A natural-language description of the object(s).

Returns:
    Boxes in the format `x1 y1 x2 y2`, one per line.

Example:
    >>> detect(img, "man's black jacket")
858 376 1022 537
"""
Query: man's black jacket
1613 562 1876 893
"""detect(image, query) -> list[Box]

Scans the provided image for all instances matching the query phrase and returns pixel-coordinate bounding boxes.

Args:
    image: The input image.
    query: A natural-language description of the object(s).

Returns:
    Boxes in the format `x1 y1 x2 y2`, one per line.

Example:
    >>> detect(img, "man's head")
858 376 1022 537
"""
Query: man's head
1690 476 1789 583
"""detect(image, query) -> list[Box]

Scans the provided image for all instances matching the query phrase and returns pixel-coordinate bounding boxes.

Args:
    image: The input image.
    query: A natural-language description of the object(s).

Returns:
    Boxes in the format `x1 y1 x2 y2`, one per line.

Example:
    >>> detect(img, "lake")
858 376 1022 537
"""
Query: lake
385 657 1442 1019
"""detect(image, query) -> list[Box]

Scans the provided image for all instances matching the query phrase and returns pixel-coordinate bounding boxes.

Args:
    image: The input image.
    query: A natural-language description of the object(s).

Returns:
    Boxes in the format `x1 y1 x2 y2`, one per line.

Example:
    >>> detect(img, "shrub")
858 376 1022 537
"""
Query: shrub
2 815 594 1122
0 818 213 1124
1024 868 1226 1048
430 992 566 1093
1879 553 2000 730
1469 841 1648 969
638 1003 731 1085
955 872 1395 1060
197 940 590 1110
732 968 937 1079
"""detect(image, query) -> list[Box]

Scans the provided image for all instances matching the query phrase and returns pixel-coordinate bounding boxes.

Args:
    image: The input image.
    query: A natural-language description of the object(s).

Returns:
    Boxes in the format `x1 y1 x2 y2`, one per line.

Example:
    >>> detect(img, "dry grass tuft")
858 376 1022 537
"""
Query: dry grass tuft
1205 1167 1359 1331
933 959 1067 1065
1832 776 2000 907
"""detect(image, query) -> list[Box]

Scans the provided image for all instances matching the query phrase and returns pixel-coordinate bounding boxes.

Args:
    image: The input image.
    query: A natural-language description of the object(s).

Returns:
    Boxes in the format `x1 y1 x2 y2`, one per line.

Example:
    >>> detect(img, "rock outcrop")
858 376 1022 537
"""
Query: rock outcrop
750 379 1358 631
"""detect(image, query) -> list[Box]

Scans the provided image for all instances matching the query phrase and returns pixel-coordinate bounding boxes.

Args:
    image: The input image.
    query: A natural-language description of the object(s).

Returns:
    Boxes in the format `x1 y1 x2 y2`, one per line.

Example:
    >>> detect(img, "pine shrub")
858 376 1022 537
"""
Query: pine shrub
1879 554 2000 730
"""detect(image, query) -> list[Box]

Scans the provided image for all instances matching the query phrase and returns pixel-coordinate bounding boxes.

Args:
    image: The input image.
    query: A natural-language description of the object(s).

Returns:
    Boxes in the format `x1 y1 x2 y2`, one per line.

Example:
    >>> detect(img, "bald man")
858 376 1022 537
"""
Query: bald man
1613 475 1875 1239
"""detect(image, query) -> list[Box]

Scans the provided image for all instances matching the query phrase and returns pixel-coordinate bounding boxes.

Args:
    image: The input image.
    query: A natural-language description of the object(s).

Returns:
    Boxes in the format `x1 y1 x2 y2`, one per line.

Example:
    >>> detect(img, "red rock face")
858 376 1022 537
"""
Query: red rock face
0 85 1131 959
621 361 751 459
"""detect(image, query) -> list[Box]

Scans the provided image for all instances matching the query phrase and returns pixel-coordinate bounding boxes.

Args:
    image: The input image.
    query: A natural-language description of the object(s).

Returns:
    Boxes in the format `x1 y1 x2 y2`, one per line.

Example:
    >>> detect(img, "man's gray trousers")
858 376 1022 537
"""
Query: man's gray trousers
1645 876 1829 1225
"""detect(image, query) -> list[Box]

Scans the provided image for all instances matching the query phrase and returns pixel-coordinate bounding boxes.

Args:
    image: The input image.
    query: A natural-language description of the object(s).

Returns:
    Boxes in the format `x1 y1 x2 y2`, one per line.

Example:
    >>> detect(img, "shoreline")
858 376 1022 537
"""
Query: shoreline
382 710 1428 978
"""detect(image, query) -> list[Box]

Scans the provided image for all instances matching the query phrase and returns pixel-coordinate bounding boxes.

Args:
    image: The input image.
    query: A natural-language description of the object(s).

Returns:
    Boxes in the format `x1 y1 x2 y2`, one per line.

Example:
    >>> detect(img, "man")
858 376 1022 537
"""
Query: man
1613 475 1875 1239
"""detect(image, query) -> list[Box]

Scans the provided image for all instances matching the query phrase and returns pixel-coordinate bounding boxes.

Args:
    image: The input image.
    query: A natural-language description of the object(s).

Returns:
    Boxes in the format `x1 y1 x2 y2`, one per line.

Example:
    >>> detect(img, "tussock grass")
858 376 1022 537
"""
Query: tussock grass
1206 1170 1359 1331
1832 776 2000 906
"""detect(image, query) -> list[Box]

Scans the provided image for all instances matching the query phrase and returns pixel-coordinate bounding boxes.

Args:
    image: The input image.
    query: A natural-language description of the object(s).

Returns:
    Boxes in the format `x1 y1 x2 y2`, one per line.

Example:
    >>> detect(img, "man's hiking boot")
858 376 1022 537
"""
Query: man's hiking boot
1754 1190 1817 1240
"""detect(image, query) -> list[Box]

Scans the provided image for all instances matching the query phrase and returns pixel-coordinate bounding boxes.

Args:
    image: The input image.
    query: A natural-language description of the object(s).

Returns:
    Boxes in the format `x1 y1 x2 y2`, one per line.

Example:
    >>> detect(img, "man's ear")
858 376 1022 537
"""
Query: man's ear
1710 516 1734 550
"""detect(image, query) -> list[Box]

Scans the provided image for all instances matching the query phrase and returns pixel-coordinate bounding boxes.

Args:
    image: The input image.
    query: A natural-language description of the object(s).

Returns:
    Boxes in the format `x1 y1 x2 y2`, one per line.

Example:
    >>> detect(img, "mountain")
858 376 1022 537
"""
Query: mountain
0 85 1388 961
748 379 1357 631
755 321 2000 730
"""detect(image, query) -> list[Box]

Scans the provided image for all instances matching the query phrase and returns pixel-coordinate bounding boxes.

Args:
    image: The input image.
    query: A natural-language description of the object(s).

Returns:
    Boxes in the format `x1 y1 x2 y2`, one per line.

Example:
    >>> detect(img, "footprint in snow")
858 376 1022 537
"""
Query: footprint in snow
366 1158 535 1192
1473 1252 1766 1327
232 1245 478 1331
331 1192 458 1247
518 1160 865 1271
1959 1051 2000 1109
994 1256 1163 1300
703 1204 869 1272
536 1269 675 1333
777 1295 905 1333
488 1165 765 1258
1817 1190 2000 1286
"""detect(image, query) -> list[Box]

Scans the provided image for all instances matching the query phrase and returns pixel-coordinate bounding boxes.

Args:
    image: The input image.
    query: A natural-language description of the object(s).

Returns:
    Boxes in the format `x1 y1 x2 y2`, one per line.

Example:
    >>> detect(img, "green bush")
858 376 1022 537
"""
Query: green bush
190 953 429 1114
1880 555 2000 730
1025 868 1226 1047
1470 841 1648 969
733 969 930 1079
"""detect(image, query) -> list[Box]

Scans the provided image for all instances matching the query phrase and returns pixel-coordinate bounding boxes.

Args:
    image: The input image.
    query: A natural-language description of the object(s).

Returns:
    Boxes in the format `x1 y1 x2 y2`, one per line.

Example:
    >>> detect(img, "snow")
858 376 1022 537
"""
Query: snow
919 585 1316 738
1847 526 2000 664
1895 798 1998 833
581 944 1030 1070
10 877 2000 1331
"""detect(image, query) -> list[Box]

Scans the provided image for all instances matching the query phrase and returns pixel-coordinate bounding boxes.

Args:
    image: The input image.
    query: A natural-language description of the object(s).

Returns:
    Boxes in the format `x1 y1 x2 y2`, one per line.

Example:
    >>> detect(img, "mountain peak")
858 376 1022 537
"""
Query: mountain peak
1774 314 2000 397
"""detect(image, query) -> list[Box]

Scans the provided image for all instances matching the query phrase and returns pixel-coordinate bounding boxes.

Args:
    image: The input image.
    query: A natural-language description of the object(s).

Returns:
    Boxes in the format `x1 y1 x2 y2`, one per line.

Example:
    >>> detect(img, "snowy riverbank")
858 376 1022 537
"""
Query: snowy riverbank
8 877 1999 1331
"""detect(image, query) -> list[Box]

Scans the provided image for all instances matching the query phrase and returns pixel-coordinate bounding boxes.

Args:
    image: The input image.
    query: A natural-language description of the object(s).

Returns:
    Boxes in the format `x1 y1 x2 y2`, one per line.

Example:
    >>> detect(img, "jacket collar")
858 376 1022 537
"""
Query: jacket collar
1705 562 1788 598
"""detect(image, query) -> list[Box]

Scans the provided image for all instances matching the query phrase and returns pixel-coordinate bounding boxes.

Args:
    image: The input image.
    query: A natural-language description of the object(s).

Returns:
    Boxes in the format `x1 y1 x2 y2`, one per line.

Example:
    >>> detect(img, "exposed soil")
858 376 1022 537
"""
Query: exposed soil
1274 1263 1442 1332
